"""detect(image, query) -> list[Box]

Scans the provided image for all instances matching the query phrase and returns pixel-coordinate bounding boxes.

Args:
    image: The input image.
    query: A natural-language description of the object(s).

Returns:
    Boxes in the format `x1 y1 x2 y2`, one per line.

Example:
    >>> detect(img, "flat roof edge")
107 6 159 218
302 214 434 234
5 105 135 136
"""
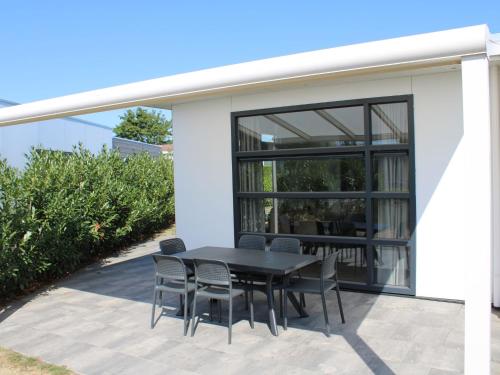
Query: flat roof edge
0 24 490 127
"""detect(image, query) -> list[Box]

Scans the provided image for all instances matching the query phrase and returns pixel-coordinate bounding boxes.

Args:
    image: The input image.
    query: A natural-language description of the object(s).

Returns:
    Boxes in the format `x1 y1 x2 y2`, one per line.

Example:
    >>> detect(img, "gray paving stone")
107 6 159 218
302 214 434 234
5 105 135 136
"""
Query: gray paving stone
0 232 475 374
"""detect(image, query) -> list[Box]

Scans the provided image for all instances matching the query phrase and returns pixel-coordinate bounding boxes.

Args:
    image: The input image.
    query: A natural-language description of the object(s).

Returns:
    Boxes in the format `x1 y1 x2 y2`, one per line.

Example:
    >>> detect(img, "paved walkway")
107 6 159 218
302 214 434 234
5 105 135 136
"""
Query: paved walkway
0 234 466 374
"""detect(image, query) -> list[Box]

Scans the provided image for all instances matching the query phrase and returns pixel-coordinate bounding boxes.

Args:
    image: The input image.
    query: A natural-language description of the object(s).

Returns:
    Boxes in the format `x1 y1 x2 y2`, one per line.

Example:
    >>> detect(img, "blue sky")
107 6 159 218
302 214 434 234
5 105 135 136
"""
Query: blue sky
1 1 499 128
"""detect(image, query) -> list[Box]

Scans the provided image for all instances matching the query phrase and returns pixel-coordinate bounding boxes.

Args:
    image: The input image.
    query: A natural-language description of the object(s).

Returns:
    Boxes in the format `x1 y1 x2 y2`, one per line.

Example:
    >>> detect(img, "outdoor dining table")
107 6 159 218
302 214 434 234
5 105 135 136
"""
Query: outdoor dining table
176 246 319 336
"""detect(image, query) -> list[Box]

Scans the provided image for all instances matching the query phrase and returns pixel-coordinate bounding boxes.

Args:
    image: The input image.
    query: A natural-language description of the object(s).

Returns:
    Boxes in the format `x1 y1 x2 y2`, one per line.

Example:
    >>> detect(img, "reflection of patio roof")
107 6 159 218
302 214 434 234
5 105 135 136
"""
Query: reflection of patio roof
238 105 403 145
0 25 493 127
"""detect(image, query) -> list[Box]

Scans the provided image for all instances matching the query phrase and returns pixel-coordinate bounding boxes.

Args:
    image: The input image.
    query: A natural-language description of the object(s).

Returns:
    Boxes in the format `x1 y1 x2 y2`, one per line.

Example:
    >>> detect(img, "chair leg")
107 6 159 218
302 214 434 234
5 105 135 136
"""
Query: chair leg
321 291 330 337
279 290 283 318
228 299 233 345
245 278 249 311
249 288 254 329
218 299 222 323
151 288 157 328
190 292 198 337
209 298 213 321
300 293 306 308
183 292 189 336
283 289 288 330
179 294 183 310
335 283 345 324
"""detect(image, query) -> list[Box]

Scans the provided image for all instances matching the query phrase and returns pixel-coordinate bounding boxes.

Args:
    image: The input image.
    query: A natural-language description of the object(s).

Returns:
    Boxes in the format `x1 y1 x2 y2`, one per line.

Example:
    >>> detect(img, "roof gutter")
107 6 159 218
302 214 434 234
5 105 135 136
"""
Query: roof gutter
0 24 490 127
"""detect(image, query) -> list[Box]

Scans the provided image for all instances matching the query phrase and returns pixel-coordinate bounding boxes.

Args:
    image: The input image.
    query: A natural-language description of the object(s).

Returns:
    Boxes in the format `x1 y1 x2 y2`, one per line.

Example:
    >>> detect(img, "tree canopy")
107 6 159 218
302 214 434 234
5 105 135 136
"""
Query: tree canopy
114 107 172 145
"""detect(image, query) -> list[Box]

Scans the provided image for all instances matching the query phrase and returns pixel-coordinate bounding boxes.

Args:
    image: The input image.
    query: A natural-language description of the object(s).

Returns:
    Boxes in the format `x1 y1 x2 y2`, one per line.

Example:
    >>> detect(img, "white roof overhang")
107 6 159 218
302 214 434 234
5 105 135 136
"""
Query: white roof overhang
0 24 494 127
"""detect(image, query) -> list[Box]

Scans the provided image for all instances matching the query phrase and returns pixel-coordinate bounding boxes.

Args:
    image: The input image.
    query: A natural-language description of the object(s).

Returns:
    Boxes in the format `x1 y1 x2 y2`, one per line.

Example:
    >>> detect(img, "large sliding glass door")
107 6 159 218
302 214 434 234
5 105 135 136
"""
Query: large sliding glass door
231 96 415 294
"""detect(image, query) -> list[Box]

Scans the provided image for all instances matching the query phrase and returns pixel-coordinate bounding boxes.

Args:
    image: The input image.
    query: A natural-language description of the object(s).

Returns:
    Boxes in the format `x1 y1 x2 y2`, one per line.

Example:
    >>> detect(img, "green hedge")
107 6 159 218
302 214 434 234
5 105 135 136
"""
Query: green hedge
0 146 174 298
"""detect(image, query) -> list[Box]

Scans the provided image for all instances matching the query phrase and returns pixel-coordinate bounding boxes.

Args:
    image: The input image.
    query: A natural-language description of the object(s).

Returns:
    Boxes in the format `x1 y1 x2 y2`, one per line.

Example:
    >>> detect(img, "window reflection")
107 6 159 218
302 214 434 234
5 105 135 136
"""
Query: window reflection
239 156 365 193
240 198 366 237
238 106 364 151
371 103 408 144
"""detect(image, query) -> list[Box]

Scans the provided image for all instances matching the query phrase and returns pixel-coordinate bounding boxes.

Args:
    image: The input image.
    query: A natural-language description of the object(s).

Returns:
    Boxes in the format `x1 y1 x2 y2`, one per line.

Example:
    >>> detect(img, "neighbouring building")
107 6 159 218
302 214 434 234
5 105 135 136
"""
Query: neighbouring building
0 99 113 169
112 136 163 158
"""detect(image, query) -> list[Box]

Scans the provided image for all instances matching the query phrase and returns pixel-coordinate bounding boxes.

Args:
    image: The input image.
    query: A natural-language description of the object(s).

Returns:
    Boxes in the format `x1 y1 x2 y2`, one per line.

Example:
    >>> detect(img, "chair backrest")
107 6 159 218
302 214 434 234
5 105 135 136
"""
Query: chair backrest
152 254 187 282
238 234 266 251
159 238 186 255
269 237 301 254
193 259 231 287
321 250 340 280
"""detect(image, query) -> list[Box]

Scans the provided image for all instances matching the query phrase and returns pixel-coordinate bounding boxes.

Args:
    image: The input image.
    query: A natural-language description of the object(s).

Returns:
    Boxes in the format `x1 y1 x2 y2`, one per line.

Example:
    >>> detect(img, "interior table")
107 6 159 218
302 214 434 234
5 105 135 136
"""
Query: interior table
176 246 319 336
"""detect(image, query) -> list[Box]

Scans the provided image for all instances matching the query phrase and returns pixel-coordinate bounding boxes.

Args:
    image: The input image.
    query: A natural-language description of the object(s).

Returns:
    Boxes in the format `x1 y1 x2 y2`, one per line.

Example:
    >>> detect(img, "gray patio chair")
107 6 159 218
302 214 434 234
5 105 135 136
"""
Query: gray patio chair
151 255 195 336
269 237 306 311
269 237 301 254
159 237 193 310
281 250 345 336
238 234 266 251
190 259 247 344
237 234 266 313
159 238 186 254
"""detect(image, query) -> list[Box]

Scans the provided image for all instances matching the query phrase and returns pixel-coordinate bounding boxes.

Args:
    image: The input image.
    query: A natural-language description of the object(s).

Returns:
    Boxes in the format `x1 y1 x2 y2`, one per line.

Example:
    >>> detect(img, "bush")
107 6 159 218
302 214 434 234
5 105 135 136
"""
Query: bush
0 146 174 298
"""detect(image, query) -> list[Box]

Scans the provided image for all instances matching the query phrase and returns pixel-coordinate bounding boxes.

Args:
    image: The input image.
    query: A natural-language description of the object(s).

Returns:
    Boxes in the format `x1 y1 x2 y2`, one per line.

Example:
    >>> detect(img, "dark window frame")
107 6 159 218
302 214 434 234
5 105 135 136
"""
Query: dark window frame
231 95 416 295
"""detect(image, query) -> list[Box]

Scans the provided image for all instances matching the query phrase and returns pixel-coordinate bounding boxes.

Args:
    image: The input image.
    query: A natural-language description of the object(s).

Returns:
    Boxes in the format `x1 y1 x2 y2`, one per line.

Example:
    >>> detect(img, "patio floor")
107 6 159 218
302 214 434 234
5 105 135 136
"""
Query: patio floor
0 235 466 375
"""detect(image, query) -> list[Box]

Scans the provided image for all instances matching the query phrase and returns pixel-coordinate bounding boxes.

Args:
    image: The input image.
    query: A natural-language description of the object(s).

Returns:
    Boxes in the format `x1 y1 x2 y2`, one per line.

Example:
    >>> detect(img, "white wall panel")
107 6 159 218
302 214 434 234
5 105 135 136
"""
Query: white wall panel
412 71 465 300
172 98 234 249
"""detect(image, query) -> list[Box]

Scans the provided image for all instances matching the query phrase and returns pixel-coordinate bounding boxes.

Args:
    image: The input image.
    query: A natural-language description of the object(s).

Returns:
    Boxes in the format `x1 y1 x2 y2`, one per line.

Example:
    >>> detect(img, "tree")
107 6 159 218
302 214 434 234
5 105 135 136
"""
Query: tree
114 107 172 144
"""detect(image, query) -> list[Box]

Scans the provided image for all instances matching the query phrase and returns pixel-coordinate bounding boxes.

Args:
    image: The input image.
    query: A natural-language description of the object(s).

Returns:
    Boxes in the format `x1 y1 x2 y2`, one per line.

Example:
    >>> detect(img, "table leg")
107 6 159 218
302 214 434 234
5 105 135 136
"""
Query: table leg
176 294 193 317
266 274 279 336
288 292 309 318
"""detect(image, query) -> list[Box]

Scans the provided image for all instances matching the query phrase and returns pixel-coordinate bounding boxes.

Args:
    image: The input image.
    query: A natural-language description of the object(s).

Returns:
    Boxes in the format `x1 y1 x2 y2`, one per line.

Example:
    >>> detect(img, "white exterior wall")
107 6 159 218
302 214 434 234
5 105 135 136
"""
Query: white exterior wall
173 69 466 300
0 102 113 169
173 98 234 249
492 65 500 307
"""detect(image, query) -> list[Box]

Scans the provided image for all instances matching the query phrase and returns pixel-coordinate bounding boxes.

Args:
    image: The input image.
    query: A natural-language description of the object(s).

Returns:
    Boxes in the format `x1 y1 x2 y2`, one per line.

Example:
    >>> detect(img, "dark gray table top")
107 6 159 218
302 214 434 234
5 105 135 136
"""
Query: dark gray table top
176 246 319 276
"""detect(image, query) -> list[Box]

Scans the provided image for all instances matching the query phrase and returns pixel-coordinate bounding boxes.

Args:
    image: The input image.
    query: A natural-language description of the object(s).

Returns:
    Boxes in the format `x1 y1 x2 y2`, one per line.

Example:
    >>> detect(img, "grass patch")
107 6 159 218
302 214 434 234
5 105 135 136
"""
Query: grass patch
0 347 73 375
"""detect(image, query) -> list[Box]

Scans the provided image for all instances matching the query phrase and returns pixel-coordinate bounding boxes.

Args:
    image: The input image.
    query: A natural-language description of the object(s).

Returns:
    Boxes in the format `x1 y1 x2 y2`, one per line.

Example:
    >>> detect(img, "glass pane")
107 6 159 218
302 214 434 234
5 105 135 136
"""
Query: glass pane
374 245 410 287
238 106 364 151
371 102 408 144
372 153 409 192
373 199 410 240
239 156 365 192
240 198 273 233
240 198 366 237
333 244 368 283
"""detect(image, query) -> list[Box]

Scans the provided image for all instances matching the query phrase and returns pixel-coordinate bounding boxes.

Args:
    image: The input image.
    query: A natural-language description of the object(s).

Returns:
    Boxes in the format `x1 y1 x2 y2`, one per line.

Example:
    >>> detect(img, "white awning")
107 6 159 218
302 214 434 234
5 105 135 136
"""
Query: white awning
0 24 492 127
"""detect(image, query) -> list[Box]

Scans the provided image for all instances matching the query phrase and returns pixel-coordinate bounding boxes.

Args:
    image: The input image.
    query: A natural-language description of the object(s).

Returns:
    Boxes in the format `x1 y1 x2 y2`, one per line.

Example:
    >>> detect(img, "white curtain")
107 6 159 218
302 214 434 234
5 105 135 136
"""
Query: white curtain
375 246 409 287
238 123 268 233
375 154 409 192
373 153 410 287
